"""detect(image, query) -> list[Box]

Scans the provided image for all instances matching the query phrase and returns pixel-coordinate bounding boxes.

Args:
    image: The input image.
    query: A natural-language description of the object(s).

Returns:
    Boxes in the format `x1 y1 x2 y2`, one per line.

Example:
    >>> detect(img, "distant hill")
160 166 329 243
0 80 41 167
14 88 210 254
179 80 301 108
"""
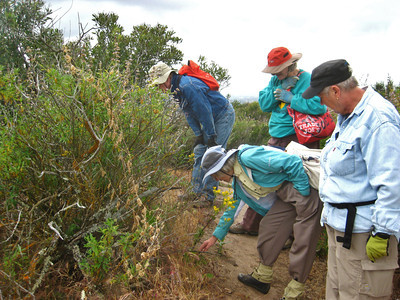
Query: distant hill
229 95 258 103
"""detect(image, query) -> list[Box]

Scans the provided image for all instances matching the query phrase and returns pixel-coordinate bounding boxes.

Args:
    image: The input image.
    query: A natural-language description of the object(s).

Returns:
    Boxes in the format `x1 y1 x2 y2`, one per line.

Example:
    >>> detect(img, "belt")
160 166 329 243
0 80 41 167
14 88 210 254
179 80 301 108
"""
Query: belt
328 200 375 249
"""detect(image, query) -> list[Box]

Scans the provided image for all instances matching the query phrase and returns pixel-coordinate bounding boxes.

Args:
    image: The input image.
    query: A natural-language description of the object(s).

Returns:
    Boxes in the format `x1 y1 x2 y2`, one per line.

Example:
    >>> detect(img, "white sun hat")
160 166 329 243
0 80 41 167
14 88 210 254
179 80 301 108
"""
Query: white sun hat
201 145 238 182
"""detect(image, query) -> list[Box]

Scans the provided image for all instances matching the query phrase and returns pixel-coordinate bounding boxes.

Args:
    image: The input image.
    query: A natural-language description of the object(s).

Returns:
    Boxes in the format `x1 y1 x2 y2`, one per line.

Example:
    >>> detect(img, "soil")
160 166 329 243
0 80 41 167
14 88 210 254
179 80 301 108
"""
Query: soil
198 186 400 300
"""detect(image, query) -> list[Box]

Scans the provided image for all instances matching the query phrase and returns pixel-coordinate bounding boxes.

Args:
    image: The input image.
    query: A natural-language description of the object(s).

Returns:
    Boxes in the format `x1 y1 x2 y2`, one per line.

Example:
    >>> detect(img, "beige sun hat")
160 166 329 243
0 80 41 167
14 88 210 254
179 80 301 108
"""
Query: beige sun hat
201 146 239 183
262 47 302 74
149 62 176 85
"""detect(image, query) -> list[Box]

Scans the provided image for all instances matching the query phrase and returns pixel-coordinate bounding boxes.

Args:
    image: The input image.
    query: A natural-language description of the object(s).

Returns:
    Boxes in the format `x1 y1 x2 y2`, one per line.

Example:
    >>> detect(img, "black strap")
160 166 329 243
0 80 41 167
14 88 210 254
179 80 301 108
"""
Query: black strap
175 74 183 93
171 74 183 103
176 74 182 86
328 200 375 249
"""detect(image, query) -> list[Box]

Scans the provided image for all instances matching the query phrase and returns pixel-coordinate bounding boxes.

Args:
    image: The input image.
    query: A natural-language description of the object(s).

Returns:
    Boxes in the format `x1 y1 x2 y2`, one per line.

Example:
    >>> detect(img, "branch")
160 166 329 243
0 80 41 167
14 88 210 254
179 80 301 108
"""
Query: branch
1 210 22 244
70 245 90 278
31 256 52 293
31 237 59 294
69 96 107 169
55 201 86 216
48 221 65 240
0 270 35 299
67 186 162 245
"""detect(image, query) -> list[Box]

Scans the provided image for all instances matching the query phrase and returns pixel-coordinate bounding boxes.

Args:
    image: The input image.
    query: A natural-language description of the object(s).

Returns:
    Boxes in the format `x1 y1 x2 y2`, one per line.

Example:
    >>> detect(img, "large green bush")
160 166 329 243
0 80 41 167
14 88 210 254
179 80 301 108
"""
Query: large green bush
228 100 271 148
0 44 192 297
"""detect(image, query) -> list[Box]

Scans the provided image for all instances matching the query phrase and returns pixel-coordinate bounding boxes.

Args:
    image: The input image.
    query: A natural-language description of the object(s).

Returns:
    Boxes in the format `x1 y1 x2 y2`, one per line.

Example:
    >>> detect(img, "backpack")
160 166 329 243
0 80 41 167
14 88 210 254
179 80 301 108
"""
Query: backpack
285 141 322 190
178 60 220 91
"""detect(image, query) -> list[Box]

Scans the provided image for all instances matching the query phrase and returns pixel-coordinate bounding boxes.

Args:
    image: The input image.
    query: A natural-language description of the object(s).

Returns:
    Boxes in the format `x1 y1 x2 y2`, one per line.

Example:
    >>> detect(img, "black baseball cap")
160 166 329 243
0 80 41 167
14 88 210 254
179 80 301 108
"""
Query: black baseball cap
302 59 352 99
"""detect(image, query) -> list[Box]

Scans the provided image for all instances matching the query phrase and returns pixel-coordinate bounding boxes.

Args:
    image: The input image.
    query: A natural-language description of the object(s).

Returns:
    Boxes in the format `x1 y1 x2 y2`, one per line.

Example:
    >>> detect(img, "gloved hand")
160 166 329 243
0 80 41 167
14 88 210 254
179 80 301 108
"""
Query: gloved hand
281 76 299 90
274 89 293 104
207 136 218 148
193 135 204 148
366 232 390 262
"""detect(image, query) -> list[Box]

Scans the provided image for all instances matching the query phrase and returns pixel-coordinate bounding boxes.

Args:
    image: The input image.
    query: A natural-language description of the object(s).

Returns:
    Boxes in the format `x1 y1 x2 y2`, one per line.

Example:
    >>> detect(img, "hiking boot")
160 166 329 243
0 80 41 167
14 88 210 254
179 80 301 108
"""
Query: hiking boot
282 236 294 250
237 273 270 294
192 195 213 208
178 192 201 202
193 199 213 208
229 223 258 236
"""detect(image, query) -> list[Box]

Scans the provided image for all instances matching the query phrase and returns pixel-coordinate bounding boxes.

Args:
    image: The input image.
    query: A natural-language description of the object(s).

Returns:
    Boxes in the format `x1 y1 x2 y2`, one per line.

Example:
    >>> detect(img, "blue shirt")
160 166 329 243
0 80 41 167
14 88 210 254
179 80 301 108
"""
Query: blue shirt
319 87 400 240
171 73 231 141
213 144 310 240
258 70 327 138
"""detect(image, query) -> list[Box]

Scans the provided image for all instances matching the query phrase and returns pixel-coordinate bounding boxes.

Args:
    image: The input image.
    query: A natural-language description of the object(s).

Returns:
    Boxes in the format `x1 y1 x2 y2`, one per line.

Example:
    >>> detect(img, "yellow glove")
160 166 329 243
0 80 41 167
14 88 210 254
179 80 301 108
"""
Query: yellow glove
366 233 390 262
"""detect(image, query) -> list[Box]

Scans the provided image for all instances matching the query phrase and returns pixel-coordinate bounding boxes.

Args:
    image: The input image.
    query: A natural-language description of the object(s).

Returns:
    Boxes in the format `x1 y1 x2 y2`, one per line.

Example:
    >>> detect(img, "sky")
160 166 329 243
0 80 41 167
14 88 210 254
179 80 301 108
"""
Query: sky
46 0 400 98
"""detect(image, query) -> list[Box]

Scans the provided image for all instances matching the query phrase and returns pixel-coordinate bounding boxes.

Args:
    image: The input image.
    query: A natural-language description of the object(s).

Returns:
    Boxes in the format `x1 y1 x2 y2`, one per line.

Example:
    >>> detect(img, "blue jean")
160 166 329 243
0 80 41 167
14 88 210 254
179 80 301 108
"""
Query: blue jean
192 103 235 200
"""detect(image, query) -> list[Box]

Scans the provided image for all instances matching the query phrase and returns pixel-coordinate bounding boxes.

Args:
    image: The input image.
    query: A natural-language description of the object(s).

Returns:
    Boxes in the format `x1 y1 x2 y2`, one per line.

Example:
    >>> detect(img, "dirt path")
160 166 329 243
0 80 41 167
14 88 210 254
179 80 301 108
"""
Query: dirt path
199 187 327 299
199 187 399 299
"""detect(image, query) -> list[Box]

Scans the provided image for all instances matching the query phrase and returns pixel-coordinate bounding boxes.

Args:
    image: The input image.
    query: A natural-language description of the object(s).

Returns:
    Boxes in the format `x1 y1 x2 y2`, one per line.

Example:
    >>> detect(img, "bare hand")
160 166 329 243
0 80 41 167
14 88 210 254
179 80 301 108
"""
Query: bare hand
199 236 218 252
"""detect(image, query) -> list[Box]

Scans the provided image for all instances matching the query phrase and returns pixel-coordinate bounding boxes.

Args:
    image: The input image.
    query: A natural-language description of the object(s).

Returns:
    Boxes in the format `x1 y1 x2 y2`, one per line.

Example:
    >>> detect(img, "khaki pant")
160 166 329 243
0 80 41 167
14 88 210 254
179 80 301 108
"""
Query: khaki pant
257 182 323 283
241 206 263 232
241 134 319 232
326 225 398 299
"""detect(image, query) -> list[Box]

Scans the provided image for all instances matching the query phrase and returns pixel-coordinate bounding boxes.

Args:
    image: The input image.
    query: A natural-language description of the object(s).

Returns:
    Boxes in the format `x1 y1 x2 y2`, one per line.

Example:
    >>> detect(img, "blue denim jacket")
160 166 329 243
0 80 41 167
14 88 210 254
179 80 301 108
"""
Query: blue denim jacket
320 87 400 240
171 73 230 141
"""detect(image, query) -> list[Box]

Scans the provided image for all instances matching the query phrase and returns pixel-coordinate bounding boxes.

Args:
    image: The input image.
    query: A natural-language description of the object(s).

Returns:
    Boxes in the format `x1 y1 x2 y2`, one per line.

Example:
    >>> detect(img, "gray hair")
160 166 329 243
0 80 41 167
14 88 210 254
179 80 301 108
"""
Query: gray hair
288 62 298 73
321 76 359 95
215 153 236 177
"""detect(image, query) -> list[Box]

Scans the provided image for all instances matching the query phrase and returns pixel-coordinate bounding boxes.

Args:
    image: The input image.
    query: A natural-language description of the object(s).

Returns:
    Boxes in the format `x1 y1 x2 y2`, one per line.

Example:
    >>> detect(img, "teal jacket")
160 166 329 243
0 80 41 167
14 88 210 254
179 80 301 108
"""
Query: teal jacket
258 70 327 138
212 145 310 240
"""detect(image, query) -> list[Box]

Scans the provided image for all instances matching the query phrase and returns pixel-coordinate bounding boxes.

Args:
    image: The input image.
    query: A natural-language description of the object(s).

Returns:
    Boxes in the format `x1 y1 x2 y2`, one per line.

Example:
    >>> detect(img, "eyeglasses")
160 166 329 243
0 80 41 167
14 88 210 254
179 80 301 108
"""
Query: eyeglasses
219 169 232 177
211 169 232 180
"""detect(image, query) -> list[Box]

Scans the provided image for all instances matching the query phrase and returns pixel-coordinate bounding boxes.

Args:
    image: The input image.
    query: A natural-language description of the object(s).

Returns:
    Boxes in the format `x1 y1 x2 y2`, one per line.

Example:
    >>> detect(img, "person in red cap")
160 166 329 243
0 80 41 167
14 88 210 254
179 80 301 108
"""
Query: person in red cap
229 47 327 239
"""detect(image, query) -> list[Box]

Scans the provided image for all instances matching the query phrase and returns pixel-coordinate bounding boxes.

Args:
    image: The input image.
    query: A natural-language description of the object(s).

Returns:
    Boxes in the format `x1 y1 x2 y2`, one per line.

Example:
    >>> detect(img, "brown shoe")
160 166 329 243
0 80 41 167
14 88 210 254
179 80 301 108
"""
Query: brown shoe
282 236 294 250
178 193 201 202
193 200 213 208
229 223 258 236
192 195 213 208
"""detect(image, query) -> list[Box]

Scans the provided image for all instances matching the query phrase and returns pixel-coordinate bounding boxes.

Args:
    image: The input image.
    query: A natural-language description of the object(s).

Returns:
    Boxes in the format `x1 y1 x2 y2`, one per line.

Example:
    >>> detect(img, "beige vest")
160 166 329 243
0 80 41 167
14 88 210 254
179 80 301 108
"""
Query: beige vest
233 160 281 200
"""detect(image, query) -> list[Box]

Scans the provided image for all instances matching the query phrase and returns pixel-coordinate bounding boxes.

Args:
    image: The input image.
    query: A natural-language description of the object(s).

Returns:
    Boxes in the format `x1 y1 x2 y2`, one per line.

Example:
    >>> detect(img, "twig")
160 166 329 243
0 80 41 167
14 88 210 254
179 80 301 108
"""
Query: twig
32 256 53 292
37 170 59 178
68 186 162 244
29 194 58 215
188 250 222 256
71 245 89 278
55 201 86 216
31 237 58 294
0 270 35 299
48 221 65 240
80 130 107 166
190 213 217 250
31 256 52 293
1 210 22 244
